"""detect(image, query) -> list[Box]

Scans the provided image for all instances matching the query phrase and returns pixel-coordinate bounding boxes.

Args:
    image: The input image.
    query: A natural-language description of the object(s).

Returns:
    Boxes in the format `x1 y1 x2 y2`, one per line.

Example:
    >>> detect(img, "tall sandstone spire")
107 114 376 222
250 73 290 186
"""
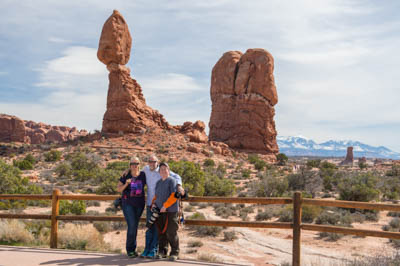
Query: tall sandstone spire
209 49 279 154
98 10 170 134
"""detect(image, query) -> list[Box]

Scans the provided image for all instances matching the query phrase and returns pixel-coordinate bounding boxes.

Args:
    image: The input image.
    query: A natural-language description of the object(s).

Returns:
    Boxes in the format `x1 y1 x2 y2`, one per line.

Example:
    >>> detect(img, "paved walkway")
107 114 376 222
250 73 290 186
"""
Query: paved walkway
0 246 239 266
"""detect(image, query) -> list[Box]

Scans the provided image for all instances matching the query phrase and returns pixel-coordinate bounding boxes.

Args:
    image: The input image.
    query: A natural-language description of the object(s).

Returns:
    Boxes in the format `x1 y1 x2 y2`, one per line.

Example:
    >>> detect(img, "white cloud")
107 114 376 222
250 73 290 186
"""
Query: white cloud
140 73 206 97
48 37 71 43
1 0 400 151
0 71 8 76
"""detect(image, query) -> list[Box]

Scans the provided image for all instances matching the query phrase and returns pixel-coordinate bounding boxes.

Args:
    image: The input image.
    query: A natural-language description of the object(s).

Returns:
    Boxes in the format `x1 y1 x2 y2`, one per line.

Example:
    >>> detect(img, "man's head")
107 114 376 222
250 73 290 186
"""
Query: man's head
159 162 170 179
148 154 158 171
130 156 140 172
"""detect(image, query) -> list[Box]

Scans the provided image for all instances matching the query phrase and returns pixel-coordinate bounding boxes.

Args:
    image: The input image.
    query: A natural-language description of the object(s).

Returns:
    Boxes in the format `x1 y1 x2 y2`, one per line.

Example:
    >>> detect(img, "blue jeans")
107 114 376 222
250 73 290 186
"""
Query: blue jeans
122 203 144 253
144 206 158 254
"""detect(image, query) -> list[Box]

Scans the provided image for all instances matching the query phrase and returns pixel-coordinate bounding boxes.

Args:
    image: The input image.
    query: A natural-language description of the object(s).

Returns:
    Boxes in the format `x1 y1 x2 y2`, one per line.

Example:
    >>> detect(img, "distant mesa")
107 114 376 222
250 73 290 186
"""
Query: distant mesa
0 114 87 144
208 49 279 154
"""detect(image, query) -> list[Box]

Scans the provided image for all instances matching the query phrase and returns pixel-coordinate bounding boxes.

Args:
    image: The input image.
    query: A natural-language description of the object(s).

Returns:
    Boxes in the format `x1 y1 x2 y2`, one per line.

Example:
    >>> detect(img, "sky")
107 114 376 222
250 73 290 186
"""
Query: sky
0 0 399 152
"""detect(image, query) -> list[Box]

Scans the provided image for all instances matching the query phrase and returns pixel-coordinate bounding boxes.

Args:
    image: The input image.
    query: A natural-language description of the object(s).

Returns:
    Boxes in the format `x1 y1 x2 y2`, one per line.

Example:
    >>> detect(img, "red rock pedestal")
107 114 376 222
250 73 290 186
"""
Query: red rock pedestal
208 49 279 154
98 10 170 134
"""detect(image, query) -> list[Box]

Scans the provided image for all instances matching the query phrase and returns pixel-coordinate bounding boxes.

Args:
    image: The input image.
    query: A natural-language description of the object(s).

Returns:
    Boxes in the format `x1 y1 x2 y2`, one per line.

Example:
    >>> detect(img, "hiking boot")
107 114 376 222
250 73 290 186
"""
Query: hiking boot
139 250 148 258
155 253 167 259
169 255 178 261
146 250 156 259
127 251 138 258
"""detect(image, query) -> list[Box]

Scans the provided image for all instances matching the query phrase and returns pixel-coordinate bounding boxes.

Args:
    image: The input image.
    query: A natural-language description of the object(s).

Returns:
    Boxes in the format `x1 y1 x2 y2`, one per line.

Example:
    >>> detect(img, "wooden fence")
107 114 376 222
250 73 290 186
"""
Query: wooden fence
2 190 400 266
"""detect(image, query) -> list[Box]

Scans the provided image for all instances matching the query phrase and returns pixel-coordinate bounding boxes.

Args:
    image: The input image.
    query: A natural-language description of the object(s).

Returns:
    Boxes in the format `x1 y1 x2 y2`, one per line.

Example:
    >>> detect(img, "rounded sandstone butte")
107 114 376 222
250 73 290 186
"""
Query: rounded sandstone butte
209 49 279 154
0 114 26 142
97 10 132 66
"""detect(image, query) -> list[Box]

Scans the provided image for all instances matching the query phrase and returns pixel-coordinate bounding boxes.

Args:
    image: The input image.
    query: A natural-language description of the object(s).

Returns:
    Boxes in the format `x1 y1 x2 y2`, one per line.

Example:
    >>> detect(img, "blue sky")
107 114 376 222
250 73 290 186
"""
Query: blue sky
1 0 400 152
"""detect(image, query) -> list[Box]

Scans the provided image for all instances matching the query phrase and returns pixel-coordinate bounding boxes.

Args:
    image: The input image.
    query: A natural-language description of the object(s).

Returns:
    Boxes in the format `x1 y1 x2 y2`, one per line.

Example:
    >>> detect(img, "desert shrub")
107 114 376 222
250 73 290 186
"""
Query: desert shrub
338 172 380 202
364 210 379 222
359 161 367 169
44 150 62 162
198 203 208 209
223 231 237 241
188 212 206 220
254 160 267 171
276 153 288 166
204 173 235 197
203 159 215 167
0 160 43 209
256 211 272 221
0 219 34 245
55 162 72 178
59 200 86 215
214 205 236 218
187 240 203 247
346 252 400 266
13 159 33 170
58 223 107 251
381 175 400 201
388 212 400 217
95 169 120 195
390 218 400 229
169 160 205 196
286 167 322 197
320 161 336 169
197 253 223 263
106 161 129 171
315 209 353 241
24 154 36 165
306 159 321 168
196 226 222 237
184 205 194 212
248 154 259 164
250 174 288 197
386 165 400 177
302 205 322 223
93 221 112 233
242 169 251 178
278 207 293 222
187 212 222 236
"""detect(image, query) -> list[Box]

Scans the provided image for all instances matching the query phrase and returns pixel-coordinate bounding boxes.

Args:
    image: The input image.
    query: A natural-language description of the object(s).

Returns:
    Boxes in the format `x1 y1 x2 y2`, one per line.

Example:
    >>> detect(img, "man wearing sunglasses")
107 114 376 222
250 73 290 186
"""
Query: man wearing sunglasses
140 154 185 259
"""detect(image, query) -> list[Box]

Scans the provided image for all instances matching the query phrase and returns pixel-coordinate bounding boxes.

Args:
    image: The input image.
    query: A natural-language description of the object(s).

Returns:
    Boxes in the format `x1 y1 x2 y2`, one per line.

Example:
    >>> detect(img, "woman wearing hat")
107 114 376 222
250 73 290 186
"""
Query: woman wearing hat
117 156 146 258
151 162 180 261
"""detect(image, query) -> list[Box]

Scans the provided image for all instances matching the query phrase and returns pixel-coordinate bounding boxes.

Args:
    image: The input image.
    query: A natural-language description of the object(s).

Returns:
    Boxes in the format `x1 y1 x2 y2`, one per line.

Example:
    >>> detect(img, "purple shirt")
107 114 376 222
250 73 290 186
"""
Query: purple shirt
119 171 146 208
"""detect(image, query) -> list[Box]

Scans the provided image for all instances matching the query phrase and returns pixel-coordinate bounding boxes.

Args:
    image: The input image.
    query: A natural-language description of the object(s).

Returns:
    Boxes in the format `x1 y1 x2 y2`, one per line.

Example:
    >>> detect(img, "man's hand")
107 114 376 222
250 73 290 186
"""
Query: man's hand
160 206 167 213
177 185 185 196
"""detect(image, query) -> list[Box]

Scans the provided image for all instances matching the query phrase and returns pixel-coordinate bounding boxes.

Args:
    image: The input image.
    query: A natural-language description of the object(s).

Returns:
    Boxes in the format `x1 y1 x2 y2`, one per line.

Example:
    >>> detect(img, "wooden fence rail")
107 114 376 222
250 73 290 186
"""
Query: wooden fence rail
1 191 400 266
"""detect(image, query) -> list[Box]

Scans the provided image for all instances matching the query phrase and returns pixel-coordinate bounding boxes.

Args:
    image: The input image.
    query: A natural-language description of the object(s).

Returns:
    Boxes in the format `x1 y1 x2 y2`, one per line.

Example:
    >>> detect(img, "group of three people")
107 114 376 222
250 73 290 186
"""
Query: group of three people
116 155 184 261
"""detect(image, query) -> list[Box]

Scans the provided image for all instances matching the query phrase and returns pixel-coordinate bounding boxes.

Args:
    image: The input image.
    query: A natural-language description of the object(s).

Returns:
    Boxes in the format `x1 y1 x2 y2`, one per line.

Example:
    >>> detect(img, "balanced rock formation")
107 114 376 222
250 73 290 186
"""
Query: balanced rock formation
0 114 87 144
208 49 278 154
98 10 170 134
340 147 354 165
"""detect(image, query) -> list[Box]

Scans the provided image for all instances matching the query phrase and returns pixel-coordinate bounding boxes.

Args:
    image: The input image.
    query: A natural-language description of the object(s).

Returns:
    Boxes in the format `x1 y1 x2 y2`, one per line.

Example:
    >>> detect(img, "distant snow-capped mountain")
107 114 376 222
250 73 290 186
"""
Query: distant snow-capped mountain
277 136 400 159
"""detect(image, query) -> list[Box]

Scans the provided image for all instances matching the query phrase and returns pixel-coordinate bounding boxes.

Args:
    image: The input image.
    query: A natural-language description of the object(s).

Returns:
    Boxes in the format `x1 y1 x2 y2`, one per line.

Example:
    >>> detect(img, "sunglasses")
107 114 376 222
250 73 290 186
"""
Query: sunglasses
130 163 139 166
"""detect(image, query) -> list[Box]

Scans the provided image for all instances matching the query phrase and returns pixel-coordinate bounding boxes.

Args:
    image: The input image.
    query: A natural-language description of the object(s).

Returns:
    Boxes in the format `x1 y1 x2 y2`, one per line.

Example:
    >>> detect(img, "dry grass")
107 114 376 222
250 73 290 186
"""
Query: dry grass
58 223 109 251
197 253 223 263
0 219 34 244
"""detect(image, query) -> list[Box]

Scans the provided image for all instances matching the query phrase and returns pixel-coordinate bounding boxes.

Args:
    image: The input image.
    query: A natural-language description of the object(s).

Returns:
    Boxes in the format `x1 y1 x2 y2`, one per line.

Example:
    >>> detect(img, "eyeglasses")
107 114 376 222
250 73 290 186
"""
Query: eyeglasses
149 161 157 163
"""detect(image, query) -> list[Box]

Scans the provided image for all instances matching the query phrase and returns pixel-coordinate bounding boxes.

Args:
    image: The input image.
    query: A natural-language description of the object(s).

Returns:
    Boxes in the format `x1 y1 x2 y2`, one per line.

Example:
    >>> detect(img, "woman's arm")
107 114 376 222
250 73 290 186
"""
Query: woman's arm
117 179 131 193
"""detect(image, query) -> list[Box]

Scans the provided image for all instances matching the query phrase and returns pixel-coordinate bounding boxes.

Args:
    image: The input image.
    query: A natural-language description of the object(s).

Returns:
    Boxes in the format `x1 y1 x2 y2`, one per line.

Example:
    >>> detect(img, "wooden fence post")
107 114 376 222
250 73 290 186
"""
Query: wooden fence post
50 189 60 248
292 191 302 266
